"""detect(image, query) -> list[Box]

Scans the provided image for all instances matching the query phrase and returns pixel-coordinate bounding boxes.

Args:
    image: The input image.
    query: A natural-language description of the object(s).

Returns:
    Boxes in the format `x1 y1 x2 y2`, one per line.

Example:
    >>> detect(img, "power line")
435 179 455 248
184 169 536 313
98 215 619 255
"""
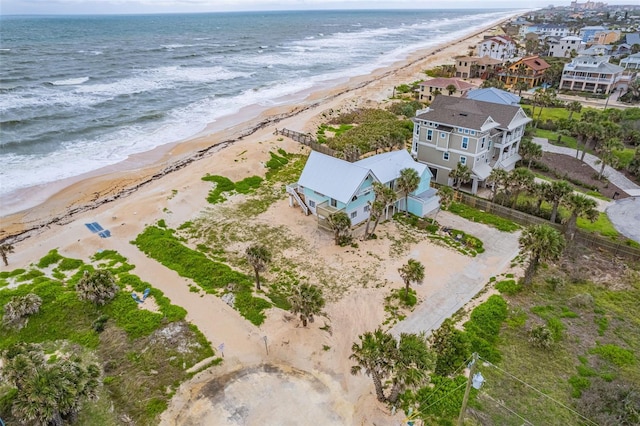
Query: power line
478 356 599 426
486 395 535 426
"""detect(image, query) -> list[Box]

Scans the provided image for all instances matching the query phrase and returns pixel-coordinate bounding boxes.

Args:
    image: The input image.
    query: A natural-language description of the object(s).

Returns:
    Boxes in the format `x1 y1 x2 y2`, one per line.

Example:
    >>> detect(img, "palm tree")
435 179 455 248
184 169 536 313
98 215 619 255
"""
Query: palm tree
397 168 420 217
507 167 534 208
245 244 271 291
431 88 442 100
566 100 582 120
596 138 624 180
519 224 566 284
76 269 119 306
387 333 434 404
530 181 549 214
581 121 603 162
350 328 396 402
364 182 396 239
449 163 471 193
327 211 351 246
514 80 529 96
519 139 543 169
2 293 42 329
0 243 15 266
446 84 457 96
546 180 573 224
486 168 509 202
562 193 598 240
289 283 325 327
433 186 454 225
398 258 425 299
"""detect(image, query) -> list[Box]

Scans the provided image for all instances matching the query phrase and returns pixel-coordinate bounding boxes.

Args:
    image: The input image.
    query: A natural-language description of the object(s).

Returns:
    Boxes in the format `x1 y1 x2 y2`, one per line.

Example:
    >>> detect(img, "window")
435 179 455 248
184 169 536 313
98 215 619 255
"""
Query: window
460 156 467 165
443 152 450 161
413 141 418 152
458 127 464 133
308 200 316 208
415 125 419 135
427 129 433 141
462 137 469 149
330 198 337 208
364 205 370 212
351 211 357 219
464 129 470 134
470 130 476 136
481 137 485 149
440 132 446 139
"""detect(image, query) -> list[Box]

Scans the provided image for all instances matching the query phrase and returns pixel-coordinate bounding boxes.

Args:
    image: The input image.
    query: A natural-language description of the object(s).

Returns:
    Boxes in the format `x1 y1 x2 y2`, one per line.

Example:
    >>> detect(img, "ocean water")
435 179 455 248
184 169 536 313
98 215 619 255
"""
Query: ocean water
0 9 518 204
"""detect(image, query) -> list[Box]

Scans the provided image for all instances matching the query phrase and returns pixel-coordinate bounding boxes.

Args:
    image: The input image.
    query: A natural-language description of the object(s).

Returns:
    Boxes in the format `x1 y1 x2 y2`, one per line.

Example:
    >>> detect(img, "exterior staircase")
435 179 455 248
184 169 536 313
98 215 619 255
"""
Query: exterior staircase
286 184 309 215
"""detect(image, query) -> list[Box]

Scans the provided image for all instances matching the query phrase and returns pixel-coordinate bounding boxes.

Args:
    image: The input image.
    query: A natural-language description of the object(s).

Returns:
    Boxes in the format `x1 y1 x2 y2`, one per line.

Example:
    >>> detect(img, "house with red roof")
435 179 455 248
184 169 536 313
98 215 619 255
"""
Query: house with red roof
418 78 477 103
498 56 551 89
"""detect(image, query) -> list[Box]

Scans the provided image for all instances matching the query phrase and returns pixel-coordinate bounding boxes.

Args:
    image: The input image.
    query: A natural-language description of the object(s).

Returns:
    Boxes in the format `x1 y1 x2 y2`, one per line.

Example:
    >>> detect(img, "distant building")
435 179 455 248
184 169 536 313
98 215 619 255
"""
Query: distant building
454 56 502 79
580 44 613 56
578 25 608 43
592 30 621 45
519 24 571 38
498 56 551 89
620 53 640 70
465 88 521 106
411 96 531 194
559 55 624 93
625 33 640 47
476 36 517 61
547 35 583 57
418 78 477 102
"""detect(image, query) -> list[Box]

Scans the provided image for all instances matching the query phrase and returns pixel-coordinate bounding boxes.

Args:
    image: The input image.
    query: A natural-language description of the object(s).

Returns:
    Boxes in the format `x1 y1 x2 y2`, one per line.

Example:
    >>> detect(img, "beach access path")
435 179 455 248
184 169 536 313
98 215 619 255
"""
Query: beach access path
391 211 521 337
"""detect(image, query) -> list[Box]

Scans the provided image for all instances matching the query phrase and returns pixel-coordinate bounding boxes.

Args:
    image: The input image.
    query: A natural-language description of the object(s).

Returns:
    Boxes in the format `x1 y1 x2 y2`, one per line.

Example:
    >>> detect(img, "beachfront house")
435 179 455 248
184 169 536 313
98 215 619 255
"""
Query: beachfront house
559 55 624 93
418 78 477 102
287 150 439 230
497 55 551 90
578 25 608 43
476 36 517 61
547 36 583 57
620 52 640 70
454 56 502 79
519 23 571 38
411 95 531 194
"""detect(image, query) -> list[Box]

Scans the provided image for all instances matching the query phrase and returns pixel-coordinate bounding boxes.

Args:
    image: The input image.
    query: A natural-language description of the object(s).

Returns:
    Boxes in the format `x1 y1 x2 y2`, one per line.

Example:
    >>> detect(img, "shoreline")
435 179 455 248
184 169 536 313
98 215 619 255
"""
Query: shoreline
0 14 518 243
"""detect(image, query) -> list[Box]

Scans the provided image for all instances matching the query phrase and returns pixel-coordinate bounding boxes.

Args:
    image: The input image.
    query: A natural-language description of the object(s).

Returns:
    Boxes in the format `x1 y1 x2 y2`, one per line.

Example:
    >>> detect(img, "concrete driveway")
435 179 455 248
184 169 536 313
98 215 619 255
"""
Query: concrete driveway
606 197 640 244
392 211 521 336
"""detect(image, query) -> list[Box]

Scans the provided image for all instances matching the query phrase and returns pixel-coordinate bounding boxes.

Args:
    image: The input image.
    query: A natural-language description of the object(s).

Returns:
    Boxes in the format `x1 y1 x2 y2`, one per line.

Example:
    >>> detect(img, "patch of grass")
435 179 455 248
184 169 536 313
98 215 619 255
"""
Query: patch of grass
201 174 262 204
495 279 521 295
595 316 609 336
568 375 591 398
612 148 635 169
576 212 620 239
57 257 83 271
449 202 520 233
0 268 26 279
463 295 508 363
37 249 63 268
133 226 271 325
590 344 635 367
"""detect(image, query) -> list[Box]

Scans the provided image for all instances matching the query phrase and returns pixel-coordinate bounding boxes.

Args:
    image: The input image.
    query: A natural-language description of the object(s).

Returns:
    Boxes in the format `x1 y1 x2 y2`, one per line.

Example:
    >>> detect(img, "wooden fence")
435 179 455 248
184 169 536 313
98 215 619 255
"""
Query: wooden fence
275 128 339 158
456 192 640 261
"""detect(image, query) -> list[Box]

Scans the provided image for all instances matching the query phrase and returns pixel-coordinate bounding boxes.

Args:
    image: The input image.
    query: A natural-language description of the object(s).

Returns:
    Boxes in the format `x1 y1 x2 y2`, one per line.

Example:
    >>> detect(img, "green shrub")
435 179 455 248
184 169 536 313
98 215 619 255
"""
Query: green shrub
463 295 508 362
590 344 635 367
546 317 565 342
529 325 554 349
157 219 167 228
448 202 520 233
37 250 63 268
57 257 83 271
495 279 521 295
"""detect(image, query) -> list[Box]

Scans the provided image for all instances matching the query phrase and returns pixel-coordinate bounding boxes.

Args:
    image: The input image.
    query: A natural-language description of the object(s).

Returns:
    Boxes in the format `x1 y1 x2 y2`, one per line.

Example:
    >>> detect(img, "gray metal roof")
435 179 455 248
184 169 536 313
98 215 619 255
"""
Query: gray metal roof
298 151 373 204
415 95 527 131
355 149 429 184
465 88 521 106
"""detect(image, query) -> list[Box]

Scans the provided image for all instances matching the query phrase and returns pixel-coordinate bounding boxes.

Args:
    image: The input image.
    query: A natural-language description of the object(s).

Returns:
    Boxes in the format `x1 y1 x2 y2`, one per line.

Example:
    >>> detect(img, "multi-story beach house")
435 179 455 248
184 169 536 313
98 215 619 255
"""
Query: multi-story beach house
559 55 624 93
287 150 439 229
454 56 502 79
592 30 621 46
497 56 551 89
476 36 517 61
519 23 571 38
418 78 477 102
411 95 531 194
578 25 608 43
547 35 583 57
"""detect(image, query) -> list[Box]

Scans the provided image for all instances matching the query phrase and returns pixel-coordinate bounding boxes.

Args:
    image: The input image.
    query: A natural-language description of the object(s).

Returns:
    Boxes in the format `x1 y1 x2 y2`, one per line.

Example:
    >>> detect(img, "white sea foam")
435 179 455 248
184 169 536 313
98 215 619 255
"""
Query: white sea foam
50 77 90 86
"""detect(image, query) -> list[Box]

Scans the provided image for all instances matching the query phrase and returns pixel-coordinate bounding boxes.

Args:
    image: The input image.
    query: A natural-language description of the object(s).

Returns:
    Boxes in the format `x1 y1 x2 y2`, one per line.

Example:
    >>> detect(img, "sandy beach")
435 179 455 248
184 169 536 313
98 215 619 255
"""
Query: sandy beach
1 15 524 425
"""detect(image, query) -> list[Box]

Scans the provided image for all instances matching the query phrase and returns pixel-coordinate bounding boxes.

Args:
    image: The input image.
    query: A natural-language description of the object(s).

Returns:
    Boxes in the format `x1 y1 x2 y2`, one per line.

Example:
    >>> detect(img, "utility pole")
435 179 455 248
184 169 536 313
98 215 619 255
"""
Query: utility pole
457 352 478 426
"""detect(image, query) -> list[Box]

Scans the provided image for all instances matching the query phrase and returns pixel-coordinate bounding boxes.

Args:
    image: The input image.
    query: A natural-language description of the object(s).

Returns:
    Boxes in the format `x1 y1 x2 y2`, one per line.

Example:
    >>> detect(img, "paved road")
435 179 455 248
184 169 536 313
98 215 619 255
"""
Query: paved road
391 212 521 336
533 137 640 197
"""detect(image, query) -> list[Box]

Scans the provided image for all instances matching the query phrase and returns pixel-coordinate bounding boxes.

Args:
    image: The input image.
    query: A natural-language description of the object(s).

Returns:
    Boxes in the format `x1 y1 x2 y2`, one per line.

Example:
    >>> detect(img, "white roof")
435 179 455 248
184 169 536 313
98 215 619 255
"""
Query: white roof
298 151 373 204
355 150 429 184
465 88 521 106
472 162 493 180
